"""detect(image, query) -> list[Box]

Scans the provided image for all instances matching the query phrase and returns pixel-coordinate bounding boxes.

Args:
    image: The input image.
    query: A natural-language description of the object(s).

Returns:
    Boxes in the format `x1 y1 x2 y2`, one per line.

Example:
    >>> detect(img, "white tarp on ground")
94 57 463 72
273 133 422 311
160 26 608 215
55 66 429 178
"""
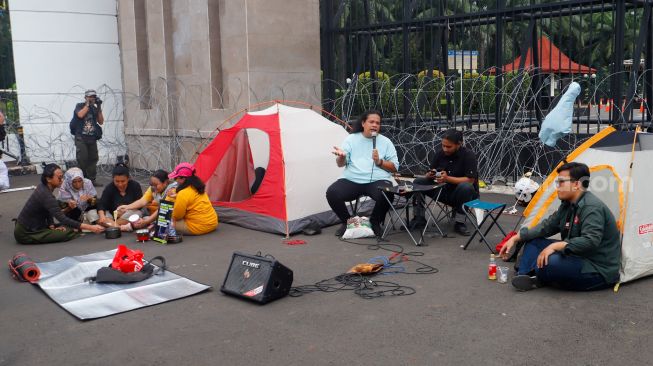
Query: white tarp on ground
36 249 210 320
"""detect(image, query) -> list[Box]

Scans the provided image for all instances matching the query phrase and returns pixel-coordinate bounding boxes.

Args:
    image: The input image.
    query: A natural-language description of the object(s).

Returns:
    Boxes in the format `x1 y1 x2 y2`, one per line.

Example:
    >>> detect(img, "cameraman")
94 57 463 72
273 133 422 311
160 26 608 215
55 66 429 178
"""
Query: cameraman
70 89 104 187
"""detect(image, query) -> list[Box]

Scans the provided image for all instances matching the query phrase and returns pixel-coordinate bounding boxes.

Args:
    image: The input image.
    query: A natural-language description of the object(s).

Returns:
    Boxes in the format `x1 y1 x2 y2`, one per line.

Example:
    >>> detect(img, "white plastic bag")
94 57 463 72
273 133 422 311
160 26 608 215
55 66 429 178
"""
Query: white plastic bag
341 216 375 239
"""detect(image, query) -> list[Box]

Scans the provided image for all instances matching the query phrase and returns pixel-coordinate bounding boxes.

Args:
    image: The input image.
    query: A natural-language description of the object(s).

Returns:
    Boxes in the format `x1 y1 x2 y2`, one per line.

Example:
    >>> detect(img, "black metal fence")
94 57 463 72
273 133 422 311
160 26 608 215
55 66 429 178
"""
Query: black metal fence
320 0 653 180
0 89 29 164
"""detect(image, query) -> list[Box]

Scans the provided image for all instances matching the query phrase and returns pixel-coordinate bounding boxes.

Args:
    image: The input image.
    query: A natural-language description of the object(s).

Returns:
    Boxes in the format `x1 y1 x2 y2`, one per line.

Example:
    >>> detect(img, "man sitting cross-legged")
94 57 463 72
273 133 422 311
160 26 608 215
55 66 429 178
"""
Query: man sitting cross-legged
499 162 621 291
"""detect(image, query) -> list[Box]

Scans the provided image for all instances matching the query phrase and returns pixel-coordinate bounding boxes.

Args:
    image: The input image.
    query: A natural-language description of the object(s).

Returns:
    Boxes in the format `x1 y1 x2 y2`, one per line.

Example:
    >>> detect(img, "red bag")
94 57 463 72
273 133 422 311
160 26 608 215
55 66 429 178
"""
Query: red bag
495 231 518 253
111 244 144 273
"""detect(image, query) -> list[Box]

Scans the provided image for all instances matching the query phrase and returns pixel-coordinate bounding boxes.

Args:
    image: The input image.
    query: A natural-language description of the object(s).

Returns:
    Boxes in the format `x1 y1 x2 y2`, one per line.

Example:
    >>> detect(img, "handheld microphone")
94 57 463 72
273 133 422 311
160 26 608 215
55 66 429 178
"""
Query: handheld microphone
371 131 377 149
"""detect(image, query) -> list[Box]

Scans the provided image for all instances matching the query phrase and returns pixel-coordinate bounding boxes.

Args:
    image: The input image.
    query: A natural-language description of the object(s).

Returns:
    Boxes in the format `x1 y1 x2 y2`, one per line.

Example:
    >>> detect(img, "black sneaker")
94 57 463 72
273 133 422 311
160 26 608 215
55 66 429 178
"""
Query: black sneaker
334 223 347 237
453 222 470 236
511 275 540 291
92 181 103 187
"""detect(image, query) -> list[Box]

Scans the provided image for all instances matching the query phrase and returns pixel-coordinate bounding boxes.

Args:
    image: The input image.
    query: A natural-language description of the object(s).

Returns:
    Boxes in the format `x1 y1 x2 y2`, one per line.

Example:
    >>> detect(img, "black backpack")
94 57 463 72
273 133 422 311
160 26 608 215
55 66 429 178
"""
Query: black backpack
85 256 166 284
70 103 103 140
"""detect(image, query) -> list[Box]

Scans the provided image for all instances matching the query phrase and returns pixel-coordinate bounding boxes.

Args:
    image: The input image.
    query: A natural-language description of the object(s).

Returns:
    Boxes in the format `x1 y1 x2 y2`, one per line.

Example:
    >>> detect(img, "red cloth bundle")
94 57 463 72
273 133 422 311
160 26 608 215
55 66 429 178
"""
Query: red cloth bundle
496 231 518 253
111 244 144 273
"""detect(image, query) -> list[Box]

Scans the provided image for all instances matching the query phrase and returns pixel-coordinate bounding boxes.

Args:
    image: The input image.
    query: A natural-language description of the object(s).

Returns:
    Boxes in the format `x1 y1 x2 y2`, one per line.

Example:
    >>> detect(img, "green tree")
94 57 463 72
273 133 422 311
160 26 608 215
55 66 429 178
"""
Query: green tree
0 2 15 89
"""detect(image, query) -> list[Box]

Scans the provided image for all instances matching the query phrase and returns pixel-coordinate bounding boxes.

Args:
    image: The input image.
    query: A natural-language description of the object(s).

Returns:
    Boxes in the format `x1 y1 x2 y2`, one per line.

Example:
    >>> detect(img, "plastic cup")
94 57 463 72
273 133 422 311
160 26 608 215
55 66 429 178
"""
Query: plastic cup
497 266 509 284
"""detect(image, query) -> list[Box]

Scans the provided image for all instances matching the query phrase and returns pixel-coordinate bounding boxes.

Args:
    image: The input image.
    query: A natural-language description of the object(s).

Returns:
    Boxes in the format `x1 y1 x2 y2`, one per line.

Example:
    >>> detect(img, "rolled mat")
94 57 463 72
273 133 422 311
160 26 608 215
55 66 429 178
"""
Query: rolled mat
8 252 41 283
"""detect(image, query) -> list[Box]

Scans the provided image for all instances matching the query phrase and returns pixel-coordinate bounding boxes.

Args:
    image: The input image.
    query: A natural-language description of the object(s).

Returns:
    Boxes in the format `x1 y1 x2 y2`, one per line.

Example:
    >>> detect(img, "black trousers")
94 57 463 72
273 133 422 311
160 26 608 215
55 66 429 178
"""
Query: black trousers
413 178 479 221
75 138 99 182
64 203 97 222
326 178 393 224
65 207 83 222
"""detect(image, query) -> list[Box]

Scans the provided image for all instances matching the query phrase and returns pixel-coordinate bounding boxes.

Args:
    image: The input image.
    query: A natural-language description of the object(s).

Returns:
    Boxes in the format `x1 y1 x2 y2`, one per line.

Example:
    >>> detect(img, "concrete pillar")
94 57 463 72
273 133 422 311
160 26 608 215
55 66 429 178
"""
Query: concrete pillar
117 0 321 171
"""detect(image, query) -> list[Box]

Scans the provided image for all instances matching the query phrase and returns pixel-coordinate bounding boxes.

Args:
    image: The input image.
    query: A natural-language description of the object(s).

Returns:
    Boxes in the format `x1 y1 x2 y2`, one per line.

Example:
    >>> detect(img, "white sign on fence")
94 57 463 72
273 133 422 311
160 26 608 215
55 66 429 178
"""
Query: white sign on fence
447 50 478 71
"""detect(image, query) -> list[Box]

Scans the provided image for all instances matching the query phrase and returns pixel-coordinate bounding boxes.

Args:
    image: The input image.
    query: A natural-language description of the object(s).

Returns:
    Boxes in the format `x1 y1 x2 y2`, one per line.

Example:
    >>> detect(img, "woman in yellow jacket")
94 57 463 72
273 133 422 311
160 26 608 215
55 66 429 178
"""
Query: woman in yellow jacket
168 162 218 235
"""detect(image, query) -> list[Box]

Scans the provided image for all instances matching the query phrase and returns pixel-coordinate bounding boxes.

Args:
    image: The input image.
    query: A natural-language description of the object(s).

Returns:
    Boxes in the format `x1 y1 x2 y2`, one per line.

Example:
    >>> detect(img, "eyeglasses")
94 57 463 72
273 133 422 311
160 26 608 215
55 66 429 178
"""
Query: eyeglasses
554 178 574 187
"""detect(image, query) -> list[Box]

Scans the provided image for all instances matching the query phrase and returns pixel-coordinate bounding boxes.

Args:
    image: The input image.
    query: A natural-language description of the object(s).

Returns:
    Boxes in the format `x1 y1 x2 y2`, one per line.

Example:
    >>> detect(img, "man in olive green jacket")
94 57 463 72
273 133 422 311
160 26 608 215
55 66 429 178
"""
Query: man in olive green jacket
499 162 621 291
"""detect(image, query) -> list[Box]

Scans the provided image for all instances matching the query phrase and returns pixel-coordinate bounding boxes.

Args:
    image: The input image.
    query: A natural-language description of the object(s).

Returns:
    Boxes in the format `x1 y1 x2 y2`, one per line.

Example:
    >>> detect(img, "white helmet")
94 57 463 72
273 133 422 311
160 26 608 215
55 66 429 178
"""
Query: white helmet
514 175 540 206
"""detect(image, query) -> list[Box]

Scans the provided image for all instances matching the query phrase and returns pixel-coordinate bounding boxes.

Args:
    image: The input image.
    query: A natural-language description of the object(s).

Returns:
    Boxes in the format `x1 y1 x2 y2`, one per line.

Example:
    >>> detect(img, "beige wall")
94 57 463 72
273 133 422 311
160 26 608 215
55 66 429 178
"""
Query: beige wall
117 0 321 170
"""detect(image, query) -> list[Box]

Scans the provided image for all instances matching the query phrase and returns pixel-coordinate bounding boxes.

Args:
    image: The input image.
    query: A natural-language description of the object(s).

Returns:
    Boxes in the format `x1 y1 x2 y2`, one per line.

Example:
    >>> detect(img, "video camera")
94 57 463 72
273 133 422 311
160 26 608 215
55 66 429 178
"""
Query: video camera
86 95 102 108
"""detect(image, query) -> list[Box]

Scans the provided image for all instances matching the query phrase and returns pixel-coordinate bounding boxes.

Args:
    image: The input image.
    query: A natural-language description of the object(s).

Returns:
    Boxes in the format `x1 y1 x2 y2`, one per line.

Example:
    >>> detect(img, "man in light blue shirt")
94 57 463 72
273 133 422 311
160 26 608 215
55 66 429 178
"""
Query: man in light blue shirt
326 110 399 237
340 131 398 184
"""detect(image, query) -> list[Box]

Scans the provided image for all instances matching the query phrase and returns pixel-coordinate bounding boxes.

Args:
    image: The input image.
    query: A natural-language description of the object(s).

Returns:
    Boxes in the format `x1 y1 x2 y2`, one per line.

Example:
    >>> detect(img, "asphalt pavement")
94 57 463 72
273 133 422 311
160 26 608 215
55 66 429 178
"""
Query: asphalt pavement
1 174 652 366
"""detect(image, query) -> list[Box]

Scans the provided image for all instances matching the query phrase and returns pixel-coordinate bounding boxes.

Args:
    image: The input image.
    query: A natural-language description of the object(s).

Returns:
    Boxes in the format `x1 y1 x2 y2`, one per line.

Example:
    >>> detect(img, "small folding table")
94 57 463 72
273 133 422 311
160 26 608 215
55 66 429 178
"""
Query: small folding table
379 183 446 246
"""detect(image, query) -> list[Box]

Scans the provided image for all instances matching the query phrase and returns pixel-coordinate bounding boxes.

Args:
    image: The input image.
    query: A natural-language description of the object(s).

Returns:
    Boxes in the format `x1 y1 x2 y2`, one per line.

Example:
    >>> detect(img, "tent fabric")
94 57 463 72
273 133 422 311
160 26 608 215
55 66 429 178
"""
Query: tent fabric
214 199 375 235
493 36 596 74
522 126 617 224
617 133 653 283
194 103 350 236
209 130 256 202
521 126 653 284
195 112 287 222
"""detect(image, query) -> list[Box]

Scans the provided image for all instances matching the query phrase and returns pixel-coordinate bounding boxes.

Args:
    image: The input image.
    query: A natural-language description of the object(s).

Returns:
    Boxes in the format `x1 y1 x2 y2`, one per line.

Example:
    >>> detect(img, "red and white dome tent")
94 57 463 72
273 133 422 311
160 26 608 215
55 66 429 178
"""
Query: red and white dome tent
193 101 350 237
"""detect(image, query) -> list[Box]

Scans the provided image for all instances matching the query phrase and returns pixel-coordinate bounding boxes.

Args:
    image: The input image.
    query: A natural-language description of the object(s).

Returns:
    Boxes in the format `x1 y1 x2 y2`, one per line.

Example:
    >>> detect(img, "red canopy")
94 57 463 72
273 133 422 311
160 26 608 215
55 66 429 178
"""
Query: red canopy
492 36 596 74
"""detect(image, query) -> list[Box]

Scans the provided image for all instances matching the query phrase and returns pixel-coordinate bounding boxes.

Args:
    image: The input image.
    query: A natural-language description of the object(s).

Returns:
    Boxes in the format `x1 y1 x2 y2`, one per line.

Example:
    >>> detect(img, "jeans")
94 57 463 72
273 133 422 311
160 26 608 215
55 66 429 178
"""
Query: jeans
517 238 611 291
326 178 393 225
412 179 479 223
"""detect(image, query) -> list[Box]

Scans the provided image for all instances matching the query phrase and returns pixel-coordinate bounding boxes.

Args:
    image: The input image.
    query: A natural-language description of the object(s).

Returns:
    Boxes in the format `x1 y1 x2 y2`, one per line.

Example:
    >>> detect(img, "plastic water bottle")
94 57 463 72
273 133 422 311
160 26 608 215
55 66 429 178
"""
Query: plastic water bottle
488 254 497 280
167 222 177 237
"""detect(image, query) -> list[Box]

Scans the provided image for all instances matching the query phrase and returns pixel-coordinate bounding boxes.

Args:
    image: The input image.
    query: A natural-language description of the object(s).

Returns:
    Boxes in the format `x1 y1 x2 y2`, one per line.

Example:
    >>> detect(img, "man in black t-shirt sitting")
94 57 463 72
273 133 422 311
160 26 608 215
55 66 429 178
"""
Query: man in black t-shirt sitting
413 129 479 235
